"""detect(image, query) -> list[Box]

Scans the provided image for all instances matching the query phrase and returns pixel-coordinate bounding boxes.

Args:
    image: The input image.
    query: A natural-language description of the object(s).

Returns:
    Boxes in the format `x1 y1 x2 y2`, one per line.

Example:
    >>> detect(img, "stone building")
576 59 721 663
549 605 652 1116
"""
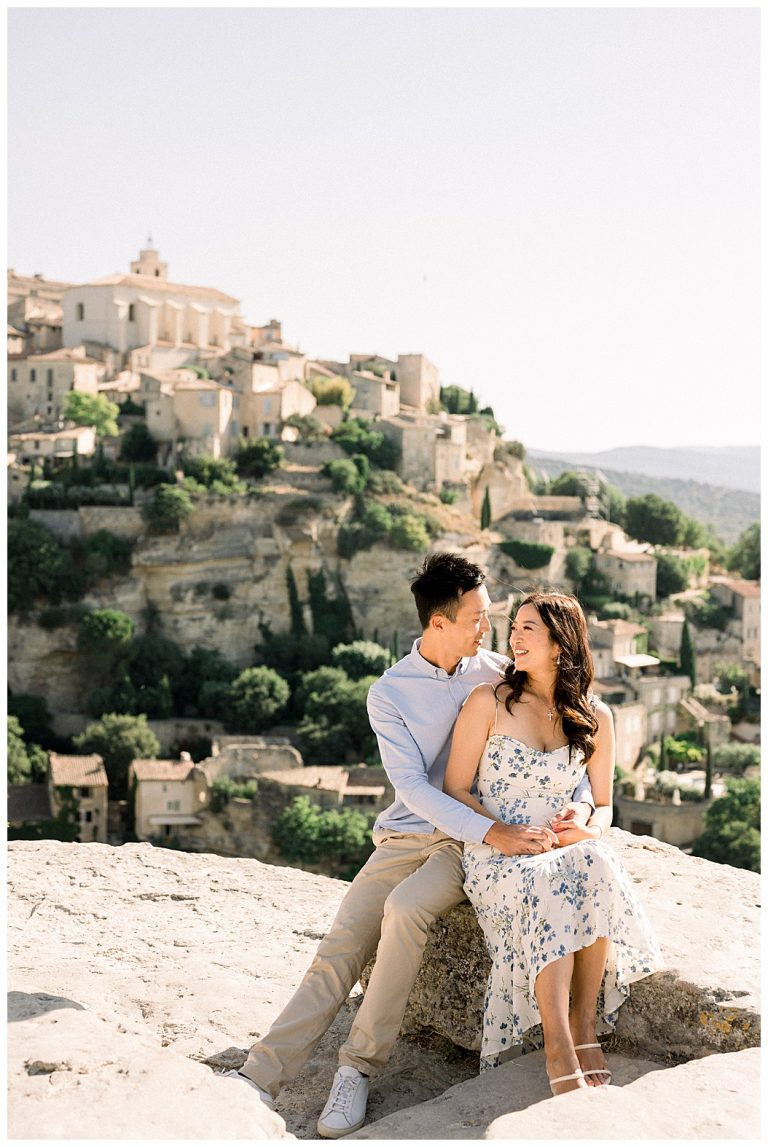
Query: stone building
7 346 104 424
349 371 400 419
48 753 109 844
395 353 440 412
61 244 241 372
709 577 761 671
380 411 468 491
9 422 97 465
129 755 208 843
7 269 73 353
594 548 657 604
588 618 649 681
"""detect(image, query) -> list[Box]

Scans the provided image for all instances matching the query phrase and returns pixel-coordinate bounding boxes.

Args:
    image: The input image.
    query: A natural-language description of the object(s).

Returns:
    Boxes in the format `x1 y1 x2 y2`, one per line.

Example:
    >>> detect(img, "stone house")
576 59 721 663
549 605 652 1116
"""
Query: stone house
7 324 26 356
217 349 316 440
140 369 242 459
594 548 657 603
588 618 648 681
709 578 761 670
380 411 468 491
7 347 104 424
349 371 400 419
129 755 208 843
61 245 241 372
395 353 440 412
48 753 109 844
613 790 713 849
9 421 97 465
7 269 72 353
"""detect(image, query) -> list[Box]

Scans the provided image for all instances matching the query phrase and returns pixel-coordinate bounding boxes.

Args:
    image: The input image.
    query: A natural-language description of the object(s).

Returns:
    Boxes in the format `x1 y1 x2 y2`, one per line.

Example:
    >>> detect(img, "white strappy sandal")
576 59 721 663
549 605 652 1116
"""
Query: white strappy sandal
574 1042 613 1085
548 1068 588 1095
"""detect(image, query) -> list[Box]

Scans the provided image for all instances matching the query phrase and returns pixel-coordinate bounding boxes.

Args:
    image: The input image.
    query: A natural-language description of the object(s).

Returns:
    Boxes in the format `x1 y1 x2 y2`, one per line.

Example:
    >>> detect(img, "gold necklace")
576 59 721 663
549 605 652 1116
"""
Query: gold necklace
526 690 556 721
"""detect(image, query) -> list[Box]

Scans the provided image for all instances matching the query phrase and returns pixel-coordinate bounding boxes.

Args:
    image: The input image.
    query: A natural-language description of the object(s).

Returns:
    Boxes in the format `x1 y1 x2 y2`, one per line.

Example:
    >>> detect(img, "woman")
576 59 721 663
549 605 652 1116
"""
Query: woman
444 592 661 1095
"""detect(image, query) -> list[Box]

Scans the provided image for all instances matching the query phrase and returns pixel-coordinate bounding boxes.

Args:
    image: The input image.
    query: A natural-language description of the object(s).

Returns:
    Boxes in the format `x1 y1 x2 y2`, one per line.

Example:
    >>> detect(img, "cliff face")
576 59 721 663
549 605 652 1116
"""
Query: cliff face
7 836 760 1140
12 482 490 713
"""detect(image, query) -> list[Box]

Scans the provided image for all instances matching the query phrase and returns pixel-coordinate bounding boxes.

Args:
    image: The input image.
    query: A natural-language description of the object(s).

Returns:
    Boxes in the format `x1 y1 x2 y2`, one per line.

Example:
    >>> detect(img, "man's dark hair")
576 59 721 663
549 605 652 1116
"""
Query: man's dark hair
410 552 486 629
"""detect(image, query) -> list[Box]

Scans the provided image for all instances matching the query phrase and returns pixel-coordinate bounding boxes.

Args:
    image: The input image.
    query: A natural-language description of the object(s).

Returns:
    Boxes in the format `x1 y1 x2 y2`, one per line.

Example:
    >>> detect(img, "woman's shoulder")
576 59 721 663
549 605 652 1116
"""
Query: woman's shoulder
588 693 614 723
465 681 504 712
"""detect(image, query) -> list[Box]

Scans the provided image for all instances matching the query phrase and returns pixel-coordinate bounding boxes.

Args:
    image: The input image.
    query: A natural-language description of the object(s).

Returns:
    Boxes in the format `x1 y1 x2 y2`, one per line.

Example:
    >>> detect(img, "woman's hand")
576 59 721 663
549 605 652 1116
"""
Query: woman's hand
551 823 600 848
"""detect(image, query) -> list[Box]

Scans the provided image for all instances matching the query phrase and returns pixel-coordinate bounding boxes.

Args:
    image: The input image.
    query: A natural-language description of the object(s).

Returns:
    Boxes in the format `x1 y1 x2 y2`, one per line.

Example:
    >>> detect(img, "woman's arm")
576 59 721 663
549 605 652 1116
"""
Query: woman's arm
555 700 615 847
445 684 558 855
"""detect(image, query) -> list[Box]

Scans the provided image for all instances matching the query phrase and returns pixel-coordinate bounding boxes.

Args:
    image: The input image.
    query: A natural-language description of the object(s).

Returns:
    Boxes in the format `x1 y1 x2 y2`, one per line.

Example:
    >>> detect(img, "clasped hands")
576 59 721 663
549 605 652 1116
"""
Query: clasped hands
485 802 594 856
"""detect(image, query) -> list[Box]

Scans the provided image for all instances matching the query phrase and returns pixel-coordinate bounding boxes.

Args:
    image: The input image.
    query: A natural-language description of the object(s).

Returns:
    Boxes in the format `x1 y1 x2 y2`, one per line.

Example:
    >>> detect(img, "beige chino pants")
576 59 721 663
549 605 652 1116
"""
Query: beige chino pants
240 828 466 1097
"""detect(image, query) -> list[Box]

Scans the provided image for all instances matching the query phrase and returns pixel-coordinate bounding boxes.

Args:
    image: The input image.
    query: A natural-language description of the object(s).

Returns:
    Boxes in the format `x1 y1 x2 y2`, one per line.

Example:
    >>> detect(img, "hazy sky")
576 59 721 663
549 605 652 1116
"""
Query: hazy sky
7 5 760 453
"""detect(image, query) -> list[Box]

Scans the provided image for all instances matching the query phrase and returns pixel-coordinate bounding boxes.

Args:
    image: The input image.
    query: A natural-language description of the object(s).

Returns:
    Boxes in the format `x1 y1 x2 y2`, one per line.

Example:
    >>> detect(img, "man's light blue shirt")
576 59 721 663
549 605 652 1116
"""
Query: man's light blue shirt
368 639 593 845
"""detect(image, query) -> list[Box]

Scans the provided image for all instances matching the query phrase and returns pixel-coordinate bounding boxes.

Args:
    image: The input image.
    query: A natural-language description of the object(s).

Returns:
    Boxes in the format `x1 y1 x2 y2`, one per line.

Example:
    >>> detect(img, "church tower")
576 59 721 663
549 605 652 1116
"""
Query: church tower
130 238 168 280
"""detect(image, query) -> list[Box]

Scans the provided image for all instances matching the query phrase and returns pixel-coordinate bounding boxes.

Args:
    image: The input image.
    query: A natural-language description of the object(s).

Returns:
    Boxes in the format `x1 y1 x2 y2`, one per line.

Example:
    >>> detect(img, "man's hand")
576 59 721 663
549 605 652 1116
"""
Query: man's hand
484 821 558 856
549 801 591 835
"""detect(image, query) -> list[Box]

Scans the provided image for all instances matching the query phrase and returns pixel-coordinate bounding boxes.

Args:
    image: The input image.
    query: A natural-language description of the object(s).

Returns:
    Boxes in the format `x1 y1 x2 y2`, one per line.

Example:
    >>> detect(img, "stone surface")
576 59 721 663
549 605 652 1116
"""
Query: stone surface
389 829 760 1062
7 841 479 1140
350 1047 760 1140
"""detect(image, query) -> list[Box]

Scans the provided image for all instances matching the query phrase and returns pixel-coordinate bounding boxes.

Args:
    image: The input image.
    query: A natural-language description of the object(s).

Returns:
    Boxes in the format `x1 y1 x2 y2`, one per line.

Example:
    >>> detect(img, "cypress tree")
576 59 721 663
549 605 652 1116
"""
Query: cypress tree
480 486 492 530
679 620 697 688
286 565 307 636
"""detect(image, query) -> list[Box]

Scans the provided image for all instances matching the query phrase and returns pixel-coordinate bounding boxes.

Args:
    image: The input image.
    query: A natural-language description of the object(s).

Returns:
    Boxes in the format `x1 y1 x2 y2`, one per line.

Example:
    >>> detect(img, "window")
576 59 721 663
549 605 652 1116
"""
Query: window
30 369 36 382
128 303 135 322
80 787 90 798
262 422 272 436
46 369 53 385
81 810 93 824
76 303 85 321
263 397 273 414
46 405 52 416
167 800 181 811
199 393 215 407
10 369 17 381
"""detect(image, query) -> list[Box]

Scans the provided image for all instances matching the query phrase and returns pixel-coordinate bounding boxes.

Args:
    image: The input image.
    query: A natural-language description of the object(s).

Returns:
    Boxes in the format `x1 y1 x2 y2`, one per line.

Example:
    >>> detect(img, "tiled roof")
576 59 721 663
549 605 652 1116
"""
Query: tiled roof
592 619 648 636
49 753 108 787
24 347 98 364
7 784 52 823
75 274 238 304
131 759 197 782
721 579 761 598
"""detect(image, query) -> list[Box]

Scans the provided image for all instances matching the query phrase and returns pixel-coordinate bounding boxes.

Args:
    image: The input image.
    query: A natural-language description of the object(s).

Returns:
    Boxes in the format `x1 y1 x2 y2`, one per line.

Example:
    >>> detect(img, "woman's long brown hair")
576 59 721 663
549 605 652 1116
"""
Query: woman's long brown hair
498 591 598 761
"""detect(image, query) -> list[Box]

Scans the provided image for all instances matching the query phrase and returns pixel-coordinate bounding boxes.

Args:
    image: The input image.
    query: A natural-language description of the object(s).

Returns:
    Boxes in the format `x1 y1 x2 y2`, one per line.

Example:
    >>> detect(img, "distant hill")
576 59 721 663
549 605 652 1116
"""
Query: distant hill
529 445 760 495
527 456 760 545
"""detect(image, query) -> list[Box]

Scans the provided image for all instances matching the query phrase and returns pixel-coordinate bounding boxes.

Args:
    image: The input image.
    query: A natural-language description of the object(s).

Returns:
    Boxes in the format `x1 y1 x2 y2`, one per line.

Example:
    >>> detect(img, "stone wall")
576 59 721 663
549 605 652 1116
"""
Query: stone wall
613 796 711 848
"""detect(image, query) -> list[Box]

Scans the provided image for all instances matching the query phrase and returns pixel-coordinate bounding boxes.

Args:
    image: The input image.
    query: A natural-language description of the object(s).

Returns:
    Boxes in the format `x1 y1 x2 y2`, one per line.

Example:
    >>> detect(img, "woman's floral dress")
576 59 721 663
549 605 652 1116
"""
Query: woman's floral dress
463 732 662 1070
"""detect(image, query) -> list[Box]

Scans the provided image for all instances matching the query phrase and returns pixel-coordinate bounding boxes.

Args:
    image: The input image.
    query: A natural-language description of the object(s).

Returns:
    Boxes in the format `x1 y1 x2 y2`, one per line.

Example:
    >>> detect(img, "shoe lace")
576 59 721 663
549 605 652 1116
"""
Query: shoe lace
328 1074 358 1114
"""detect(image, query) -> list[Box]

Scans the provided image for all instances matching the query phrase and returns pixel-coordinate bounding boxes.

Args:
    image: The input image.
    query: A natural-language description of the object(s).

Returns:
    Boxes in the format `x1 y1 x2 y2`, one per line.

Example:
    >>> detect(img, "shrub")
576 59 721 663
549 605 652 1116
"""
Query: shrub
210 776 259 813
73 530 134 581
7 716 48 784
683 595 728 631
331 419 399 470
77 609 135 670
182 454 242 491
389 514 431 552
142 484 195 533
235 437 283 479
712 744 760 773
8 517 84 612
331 640 392 680
119 422 158 463
498 539 555 569
222 666 290 733
62 391 120 437
271 795 375 879
366 470 404 495
323 458 367 495
297 674 378 764
655 552 688 599
439 487 459 505
7 693 55 747
691 777 760 872
598 601 634 621
307 375 354 408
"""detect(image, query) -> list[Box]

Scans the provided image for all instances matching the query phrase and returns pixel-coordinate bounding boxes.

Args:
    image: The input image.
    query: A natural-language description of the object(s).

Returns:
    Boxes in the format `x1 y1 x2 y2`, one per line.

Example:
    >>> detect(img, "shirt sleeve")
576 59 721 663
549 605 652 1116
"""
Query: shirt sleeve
572 770 595 809
367 685 496 845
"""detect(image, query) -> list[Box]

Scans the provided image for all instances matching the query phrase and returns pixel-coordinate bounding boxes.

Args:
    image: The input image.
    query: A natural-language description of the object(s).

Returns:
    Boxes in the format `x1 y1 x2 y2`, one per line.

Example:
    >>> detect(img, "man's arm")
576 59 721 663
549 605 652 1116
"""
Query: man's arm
367 686 495 844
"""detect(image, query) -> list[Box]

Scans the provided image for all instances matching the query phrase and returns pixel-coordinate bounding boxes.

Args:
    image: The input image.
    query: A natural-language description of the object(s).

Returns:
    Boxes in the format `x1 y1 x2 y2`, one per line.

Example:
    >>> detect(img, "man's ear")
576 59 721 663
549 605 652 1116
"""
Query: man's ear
429 612 447 634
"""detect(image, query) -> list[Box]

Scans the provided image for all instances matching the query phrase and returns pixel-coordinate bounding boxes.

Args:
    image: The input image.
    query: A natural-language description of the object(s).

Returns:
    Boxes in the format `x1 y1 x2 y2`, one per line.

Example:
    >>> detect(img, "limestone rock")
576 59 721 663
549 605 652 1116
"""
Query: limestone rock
383 830 761 1061
350 1047 760 1140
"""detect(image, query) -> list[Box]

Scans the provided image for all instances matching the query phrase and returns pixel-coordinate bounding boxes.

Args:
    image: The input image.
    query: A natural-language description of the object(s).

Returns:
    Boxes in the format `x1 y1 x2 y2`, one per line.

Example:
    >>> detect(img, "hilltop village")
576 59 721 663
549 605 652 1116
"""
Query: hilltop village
7 247 761 873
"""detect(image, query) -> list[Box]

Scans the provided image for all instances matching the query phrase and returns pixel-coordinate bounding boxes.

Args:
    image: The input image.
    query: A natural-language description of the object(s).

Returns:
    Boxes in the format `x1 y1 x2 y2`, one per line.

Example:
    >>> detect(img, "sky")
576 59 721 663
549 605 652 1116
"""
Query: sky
6 4 761 454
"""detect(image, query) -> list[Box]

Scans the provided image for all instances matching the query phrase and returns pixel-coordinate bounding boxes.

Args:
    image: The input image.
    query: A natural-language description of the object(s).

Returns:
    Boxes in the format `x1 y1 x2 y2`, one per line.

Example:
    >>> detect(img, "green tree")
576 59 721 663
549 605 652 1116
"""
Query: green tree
8 716 38 784
235 437 283 479
283 413 328 441
330 419 399 470
480 486 492 530
625 494 683 546
297 673 378 764
727 522 760 581
655 552 688 599
73 529 134 582
331 640 392 680
505 440 526 460
77 609 134 673
119 422 158 463
7 694 55 747
323 458 367 495
223 666 290 733
73 713 160 799
498 539 555 570
307 375 354 408
142 484 194 534
565 547 593 592
679 620 696 687
549 471 590 498
177 645 238 714
8 517 83 612
62 391 120 437
691 778 760 872
182 454 241 491
126 633 186 715
711 744 760 773
271 795 375 879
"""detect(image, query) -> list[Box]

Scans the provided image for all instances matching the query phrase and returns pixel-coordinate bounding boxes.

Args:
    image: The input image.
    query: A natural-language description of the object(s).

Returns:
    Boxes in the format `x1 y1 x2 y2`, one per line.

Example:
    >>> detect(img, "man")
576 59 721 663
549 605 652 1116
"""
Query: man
228 553 592 1136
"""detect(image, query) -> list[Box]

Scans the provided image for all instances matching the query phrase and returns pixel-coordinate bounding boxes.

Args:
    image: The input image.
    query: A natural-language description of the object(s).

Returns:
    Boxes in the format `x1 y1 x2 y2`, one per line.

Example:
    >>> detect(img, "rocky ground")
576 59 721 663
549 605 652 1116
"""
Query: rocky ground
7 839 761 1140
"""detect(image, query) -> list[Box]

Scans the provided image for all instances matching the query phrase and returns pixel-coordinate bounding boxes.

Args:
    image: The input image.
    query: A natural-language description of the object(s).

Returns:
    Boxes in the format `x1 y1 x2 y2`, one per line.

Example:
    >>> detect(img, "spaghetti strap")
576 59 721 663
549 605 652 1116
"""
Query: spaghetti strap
492 692 500 734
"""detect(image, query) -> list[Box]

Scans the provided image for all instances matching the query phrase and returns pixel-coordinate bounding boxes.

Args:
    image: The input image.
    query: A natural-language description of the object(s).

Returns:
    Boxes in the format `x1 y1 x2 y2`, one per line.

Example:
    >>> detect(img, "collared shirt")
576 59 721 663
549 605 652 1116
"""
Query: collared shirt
368 639 593 844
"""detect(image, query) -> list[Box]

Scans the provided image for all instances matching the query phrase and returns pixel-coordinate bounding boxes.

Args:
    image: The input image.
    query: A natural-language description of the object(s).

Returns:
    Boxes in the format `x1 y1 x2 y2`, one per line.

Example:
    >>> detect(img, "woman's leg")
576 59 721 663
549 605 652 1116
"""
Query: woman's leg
569 938 611 1086
534 954 588 1095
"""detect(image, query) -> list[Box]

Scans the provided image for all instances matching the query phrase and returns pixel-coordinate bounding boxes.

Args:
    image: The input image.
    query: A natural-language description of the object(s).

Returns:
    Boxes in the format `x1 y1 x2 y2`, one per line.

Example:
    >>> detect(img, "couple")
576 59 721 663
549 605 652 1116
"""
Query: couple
227 553 660 1135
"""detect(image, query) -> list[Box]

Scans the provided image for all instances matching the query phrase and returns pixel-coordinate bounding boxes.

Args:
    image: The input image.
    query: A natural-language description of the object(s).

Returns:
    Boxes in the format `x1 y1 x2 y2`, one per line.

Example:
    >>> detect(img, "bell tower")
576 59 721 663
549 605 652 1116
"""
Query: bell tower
130 237 168 279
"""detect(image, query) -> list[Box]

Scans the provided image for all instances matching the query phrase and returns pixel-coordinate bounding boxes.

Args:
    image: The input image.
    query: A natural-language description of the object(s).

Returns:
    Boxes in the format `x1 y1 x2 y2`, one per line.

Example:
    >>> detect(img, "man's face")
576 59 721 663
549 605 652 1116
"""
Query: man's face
443 584 492 658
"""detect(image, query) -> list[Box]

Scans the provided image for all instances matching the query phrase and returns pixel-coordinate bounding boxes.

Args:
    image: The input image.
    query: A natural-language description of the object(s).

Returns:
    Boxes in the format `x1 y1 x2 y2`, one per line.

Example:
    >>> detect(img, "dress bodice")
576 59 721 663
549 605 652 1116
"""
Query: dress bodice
473 733 587 826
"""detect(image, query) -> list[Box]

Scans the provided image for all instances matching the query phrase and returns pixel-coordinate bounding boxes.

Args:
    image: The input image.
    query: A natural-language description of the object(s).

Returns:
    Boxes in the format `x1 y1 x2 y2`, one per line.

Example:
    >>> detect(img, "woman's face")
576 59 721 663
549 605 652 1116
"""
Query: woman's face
509 602 560 672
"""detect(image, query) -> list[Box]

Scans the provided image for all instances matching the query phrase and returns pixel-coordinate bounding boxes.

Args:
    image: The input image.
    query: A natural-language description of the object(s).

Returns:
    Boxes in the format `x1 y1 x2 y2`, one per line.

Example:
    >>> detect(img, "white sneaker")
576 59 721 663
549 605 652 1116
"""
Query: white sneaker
316 1065 369 1138
221 1068 276 1110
